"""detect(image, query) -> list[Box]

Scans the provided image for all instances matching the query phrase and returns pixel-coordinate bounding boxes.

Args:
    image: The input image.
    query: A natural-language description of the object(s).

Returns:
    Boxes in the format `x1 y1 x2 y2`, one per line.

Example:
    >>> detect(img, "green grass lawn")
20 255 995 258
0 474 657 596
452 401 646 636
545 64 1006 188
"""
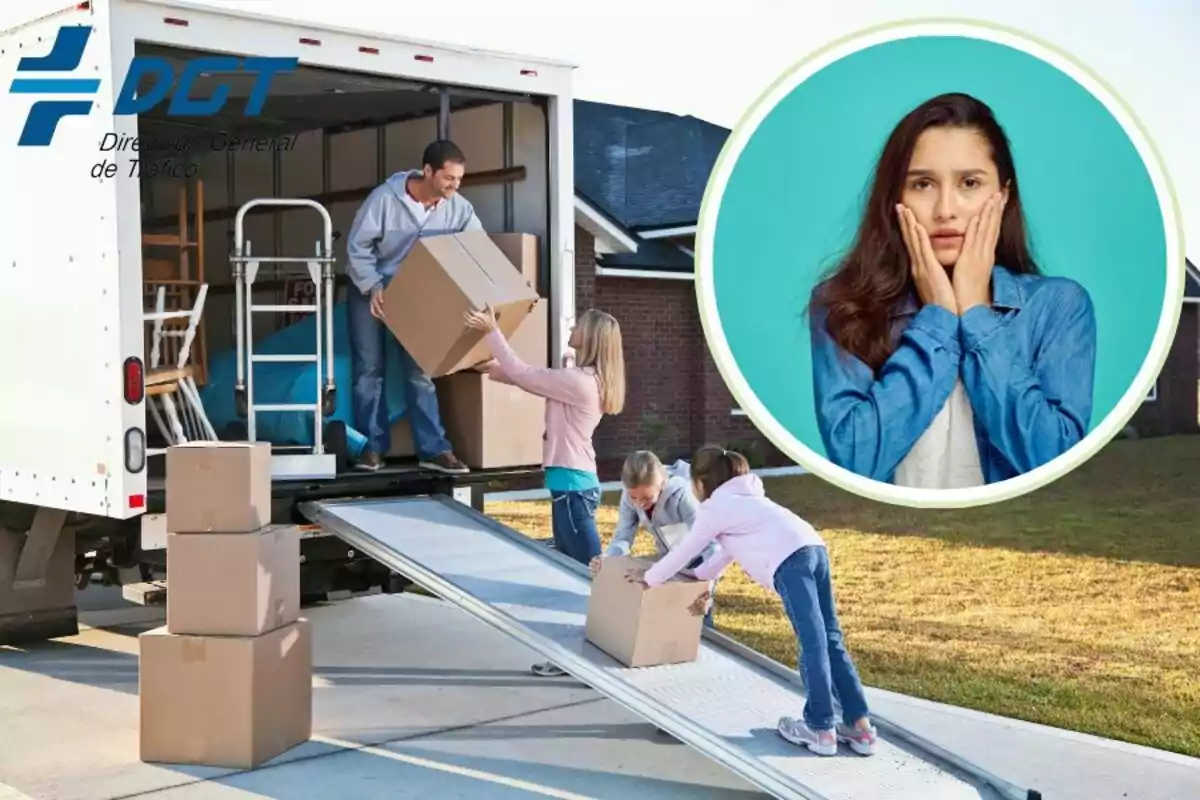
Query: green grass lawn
486 435 1200 757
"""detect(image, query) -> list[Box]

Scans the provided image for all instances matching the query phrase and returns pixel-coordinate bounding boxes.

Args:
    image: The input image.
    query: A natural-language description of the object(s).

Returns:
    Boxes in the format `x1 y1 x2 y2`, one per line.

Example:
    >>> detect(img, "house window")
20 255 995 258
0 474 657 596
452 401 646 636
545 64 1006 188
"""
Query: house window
1145 381 1158 402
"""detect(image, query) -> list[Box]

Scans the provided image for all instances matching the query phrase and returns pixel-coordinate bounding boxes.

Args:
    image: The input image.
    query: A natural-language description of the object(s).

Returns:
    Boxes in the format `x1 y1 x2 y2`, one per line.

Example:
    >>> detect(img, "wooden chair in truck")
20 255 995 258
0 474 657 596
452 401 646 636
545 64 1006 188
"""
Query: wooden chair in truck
143 283 216 452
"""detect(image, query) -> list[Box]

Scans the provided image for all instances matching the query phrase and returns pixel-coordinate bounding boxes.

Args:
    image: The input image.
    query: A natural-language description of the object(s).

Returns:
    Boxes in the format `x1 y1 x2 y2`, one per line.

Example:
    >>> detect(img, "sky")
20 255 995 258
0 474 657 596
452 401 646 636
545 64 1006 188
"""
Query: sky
4 0 1196 253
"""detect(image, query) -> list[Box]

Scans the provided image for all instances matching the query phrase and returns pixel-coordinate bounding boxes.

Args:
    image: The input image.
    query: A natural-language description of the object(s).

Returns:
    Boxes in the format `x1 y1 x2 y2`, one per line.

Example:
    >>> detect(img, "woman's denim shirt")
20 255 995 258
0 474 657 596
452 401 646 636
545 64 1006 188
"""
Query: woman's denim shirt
810 266 1097 485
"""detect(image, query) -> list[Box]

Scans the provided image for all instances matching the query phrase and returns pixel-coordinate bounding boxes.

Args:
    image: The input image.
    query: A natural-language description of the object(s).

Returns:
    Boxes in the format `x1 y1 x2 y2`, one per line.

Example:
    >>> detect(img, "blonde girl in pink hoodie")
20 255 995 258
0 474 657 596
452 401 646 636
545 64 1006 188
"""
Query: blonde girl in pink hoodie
464 305 626 678
627 445 878 757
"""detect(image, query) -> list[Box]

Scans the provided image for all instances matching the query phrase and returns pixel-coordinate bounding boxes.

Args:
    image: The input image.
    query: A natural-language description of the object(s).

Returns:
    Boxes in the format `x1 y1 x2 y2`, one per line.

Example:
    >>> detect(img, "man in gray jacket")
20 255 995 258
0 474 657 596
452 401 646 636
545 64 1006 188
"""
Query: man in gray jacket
344 140 482 473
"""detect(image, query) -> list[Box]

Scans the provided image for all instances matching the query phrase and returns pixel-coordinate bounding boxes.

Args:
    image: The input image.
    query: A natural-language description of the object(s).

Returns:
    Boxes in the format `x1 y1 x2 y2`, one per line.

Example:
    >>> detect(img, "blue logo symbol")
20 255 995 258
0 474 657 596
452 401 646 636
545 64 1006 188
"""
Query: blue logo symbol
9 25 298 147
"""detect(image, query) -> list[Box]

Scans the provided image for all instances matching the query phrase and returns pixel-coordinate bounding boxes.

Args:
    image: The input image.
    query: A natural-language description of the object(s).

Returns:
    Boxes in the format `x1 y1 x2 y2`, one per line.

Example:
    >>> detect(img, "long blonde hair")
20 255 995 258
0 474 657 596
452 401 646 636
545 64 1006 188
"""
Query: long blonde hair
574 308 626 415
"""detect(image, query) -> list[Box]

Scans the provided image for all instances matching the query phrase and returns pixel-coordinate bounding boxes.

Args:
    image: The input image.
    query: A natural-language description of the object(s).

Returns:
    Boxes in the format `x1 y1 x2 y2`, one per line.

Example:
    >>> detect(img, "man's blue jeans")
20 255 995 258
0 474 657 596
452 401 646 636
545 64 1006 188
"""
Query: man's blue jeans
346 286 451 459
773 545 870 731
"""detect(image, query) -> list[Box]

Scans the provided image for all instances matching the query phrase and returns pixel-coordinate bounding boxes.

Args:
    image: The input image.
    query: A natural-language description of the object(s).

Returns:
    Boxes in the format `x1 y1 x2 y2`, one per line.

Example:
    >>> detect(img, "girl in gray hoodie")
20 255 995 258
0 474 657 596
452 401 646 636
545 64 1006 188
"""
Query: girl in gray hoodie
591 450 719 627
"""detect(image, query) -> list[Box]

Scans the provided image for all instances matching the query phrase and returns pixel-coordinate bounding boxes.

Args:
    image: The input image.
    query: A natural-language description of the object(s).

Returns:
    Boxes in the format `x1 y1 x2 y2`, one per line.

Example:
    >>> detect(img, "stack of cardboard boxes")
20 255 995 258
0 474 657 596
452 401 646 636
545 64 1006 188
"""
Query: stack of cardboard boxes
139 441 312 769
385 231 548 469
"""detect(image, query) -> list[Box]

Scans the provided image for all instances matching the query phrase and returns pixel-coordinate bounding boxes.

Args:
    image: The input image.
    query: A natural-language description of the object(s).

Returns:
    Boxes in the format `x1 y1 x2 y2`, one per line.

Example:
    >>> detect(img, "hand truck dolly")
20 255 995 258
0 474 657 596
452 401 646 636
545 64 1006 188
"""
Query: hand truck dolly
231 198 344 480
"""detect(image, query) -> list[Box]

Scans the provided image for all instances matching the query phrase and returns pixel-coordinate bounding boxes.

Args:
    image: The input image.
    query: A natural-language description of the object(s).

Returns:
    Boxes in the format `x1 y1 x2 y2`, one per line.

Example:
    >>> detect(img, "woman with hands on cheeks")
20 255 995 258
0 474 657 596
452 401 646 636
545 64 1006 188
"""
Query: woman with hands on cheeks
464 303 626 679
809 92 1097 489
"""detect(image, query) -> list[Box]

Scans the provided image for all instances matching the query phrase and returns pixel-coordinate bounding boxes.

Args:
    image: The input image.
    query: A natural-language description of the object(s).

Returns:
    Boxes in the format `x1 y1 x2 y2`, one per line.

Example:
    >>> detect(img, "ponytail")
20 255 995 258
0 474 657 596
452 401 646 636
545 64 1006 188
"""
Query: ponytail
689 445 750 501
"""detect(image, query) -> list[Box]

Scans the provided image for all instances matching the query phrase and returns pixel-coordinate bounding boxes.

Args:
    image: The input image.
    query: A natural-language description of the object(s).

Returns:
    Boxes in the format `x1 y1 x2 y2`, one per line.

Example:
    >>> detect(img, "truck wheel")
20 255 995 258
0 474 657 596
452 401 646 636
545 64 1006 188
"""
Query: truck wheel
325 421 348 474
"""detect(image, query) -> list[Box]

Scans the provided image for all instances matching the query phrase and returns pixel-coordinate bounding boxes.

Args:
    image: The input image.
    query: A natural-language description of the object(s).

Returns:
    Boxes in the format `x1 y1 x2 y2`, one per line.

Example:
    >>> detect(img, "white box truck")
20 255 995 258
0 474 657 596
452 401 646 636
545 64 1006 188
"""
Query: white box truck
0 0 578 643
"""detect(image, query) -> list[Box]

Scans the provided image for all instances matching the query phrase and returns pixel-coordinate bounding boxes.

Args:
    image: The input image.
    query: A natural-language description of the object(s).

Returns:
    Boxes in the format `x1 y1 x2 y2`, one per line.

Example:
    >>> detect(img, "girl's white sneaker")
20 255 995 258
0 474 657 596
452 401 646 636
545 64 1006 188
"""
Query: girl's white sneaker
777 716 837 756
836 721 878 756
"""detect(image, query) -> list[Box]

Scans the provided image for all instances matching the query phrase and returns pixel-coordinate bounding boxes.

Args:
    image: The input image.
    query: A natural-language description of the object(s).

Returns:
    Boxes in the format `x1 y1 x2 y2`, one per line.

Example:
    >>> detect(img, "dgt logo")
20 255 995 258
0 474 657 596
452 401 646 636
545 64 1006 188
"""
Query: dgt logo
9 25 298 147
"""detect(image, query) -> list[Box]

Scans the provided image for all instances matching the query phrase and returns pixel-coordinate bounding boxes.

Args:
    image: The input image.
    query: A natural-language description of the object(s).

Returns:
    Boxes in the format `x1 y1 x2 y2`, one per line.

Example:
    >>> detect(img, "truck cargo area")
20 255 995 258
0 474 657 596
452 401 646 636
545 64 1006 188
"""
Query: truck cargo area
132 40 551 474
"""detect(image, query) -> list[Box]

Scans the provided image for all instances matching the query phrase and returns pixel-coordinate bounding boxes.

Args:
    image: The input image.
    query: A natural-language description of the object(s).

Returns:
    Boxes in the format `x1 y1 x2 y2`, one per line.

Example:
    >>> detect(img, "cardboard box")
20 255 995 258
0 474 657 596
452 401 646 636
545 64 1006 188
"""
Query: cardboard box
489 233 539 290
166 525 300 637
166 442 271 533
139 619 312 769
508 298 549 367
387 416 416 458
585 556 708 668
382 232 539 378
434 372 545 469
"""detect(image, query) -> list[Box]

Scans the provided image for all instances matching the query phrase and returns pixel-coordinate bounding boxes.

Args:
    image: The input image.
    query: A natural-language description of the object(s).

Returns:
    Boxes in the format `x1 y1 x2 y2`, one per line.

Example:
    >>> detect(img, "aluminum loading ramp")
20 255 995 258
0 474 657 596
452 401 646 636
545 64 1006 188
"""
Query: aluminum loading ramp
302 496 1041 800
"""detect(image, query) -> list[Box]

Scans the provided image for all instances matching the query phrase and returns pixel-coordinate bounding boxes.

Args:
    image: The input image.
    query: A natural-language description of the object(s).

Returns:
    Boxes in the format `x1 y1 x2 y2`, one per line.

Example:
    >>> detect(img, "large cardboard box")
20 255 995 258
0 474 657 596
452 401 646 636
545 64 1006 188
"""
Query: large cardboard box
139 619 312 769
166 525 300 637
166 442 271 533
489 233 539 290
382 232 539 378
509 298 549 367
387 416 416 458
434 372 545 469
585 556 709 668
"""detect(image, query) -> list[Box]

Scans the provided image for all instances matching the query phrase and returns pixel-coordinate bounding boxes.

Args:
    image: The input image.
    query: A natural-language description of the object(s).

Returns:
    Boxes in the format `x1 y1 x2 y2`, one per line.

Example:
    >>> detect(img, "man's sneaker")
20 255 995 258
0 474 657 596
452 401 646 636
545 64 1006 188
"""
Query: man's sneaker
355 451 383 472
419 451 470 475
777 716 837 756
836 720 878 756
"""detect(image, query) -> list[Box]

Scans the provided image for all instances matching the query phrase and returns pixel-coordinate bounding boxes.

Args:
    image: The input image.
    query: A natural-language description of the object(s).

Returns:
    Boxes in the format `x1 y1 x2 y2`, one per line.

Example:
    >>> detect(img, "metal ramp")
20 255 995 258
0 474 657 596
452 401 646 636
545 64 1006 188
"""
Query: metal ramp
302 495 1041 800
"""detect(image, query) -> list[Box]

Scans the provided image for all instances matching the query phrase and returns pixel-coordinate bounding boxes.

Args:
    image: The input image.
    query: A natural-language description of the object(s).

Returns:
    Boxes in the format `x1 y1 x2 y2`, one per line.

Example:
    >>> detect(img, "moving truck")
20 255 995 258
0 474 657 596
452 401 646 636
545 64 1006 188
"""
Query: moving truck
0 0 578 643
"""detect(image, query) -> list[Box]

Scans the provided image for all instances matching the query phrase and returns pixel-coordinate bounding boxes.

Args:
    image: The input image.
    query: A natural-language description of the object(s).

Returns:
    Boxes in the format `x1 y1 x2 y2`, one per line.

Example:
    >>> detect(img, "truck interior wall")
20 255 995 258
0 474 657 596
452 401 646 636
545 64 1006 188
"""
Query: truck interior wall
139 102 548 358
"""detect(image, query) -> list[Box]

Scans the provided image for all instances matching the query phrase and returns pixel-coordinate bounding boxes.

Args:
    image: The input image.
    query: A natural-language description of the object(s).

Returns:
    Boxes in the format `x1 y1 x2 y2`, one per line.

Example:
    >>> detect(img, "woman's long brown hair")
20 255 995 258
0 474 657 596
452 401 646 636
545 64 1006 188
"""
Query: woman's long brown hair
809 92 1040 373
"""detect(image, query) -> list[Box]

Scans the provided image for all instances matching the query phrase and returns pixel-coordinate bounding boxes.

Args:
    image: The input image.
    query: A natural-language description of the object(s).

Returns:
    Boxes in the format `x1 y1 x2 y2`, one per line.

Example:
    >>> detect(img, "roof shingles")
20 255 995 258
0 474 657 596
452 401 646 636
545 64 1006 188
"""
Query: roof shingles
574 100 728 232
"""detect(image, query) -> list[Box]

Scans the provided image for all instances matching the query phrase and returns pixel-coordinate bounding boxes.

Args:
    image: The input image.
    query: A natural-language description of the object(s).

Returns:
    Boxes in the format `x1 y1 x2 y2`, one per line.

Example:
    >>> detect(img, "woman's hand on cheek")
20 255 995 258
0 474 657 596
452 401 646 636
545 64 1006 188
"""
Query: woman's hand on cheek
952 192 1006 312
897 204 958 315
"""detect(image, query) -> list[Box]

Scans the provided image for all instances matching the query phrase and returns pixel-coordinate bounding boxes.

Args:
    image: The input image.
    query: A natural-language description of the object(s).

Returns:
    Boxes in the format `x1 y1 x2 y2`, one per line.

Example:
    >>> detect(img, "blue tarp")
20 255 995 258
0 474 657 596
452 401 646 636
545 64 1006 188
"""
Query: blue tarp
198 301 412 460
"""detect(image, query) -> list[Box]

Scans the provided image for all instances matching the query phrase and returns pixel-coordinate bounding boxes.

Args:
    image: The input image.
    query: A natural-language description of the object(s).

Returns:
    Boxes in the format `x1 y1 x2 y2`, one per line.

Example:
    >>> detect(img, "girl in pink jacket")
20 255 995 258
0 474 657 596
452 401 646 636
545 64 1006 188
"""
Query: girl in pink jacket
627 446 878 757
465 306 627 678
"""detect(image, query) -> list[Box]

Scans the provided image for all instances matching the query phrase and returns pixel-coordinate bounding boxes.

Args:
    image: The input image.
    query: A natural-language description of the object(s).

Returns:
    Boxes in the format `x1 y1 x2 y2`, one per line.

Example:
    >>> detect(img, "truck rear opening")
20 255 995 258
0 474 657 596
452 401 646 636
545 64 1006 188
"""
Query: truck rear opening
131 41 553 467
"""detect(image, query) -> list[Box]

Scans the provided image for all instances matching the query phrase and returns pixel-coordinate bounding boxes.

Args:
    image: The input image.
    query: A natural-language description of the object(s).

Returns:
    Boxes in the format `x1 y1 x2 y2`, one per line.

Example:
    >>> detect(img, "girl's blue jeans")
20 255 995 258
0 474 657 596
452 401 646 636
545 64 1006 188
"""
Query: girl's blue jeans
773 545 870 731
549 488 602 566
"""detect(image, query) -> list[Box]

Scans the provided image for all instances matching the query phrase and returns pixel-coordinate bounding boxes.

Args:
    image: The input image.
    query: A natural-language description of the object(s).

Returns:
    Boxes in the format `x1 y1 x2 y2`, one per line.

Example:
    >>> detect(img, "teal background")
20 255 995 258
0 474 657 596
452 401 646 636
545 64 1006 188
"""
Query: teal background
713 35 1167 459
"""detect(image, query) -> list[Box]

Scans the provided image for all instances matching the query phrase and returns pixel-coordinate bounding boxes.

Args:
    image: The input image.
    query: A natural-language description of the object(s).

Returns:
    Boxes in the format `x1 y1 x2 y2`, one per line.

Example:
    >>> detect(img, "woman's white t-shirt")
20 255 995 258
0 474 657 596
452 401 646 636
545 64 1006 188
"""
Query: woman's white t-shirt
893 379 985 489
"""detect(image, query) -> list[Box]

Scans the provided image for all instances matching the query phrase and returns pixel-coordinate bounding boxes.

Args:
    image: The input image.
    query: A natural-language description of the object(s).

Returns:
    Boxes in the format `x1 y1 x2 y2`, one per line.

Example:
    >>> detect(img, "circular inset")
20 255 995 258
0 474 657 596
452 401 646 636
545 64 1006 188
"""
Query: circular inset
696 19 1185 509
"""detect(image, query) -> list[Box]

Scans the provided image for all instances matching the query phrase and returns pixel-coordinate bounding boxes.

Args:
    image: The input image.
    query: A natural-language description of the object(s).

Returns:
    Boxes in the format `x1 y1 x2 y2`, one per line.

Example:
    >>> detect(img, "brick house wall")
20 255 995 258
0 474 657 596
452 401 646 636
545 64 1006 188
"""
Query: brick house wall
1129 303 1199 437
574 227 786 477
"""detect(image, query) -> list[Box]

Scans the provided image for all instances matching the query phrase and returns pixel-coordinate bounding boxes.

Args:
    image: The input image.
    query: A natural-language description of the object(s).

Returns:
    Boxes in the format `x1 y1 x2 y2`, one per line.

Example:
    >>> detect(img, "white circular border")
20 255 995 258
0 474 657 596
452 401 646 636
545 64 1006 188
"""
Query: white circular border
695 17 1187 510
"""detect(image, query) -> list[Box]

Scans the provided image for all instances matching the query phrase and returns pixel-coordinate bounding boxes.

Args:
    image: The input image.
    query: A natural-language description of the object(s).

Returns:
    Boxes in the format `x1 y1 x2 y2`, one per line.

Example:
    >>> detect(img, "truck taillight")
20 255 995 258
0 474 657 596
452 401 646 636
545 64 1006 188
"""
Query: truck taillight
124 357 144 404
125 427 146 474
